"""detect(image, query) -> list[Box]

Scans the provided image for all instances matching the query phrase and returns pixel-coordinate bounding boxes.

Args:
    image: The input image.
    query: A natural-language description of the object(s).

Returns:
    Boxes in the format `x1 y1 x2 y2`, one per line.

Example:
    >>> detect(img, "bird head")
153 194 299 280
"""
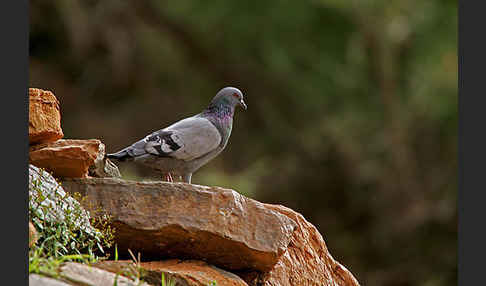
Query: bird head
211 87 247 110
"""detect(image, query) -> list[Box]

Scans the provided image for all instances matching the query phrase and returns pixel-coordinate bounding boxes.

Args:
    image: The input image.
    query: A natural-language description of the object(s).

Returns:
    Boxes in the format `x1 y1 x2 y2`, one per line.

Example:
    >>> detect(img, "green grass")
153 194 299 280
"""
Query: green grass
29 245 95 278
160 272 176 286
114 244 118 261
29 167 115 277
29 167 218 286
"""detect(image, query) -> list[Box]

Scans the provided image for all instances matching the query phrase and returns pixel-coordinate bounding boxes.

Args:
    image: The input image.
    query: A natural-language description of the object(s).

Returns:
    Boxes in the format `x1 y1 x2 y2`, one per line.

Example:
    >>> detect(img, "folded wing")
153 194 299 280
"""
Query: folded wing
123 117 220 161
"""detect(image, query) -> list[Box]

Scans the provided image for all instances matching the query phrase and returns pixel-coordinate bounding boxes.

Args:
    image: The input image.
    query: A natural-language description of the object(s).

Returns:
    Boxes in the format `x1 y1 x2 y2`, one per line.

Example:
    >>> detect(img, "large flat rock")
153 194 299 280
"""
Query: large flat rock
61 178 297 272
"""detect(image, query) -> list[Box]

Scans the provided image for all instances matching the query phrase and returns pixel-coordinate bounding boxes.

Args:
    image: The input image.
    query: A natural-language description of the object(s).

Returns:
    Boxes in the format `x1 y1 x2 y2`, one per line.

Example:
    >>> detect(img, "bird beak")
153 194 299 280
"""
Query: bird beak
239 99 247 110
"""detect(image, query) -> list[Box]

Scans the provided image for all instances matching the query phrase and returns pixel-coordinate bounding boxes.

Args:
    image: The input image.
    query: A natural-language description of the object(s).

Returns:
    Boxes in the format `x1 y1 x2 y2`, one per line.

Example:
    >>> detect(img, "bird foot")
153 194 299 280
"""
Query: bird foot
164 173 174 182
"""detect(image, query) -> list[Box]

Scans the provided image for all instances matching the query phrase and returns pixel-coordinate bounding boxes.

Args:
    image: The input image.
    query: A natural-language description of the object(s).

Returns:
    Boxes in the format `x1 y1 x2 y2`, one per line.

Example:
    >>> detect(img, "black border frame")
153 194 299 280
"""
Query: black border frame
458 1 483 285
1 0 29 284
4 0 474 284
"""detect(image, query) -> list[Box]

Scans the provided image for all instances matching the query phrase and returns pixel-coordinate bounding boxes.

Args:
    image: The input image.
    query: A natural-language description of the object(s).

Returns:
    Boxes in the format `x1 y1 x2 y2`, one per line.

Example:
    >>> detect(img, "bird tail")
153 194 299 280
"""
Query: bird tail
105 149 131 161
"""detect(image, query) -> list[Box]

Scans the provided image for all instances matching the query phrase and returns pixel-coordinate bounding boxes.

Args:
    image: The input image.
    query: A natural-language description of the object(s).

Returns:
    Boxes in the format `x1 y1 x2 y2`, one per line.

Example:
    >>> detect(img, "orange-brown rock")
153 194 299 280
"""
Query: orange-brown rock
142 260 249 286
242 204 361 286
29 139 104 178
29 88 64 145
94 260 248 286
60 178 297 272
29 221 38 248
61 178 361 285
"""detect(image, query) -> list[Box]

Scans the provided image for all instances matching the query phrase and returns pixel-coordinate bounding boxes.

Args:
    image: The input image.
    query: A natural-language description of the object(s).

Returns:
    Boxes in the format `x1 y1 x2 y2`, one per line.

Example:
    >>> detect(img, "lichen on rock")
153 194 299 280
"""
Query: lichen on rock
28 164 114 259
29 164 95 234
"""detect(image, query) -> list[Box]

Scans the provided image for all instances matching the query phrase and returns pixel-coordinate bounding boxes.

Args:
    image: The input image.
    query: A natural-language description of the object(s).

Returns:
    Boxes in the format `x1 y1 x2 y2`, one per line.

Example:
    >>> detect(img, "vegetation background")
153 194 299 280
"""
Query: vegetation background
29 1 457 285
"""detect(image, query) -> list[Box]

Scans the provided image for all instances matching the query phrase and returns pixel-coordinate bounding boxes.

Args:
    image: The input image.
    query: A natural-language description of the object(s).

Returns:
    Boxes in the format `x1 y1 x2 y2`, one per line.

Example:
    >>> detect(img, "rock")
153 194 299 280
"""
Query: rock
94 260 249 286
88 142 121 178
92 260 186 285
29 139 109 178
242 204 361 286
29 164 98 236
60 178 297 272
141 260 248 286
89 261 142 281
60 262 150 286
29 221 38 247
29 274 71 286
59 177 360 285
29 88 64 145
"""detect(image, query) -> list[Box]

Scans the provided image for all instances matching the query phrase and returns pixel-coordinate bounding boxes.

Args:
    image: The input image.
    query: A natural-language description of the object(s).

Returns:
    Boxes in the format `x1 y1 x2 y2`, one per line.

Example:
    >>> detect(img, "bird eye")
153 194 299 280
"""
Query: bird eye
233 93 239 98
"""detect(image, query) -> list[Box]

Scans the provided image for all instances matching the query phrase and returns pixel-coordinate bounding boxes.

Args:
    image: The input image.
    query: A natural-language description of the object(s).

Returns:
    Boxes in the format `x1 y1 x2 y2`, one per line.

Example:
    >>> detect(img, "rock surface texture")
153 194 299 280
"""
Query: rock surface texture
95 260 248 286
29 88 64 145
30 139 112 178
143 260 249 286
61 178 296 272
29 274 72 286
245 204 361 286
61 177 360 286
60 262 150 286
88 141 121 178
29 221 38 247
30 262 150 286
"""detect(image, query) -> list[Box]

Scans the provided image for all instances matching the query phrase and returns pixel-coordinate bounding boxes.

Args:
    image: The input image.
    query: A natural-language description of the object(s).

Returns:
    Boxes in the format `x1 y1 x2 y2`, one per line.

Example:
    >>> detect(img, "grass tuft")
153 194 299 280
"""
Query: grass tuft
29 166 115 277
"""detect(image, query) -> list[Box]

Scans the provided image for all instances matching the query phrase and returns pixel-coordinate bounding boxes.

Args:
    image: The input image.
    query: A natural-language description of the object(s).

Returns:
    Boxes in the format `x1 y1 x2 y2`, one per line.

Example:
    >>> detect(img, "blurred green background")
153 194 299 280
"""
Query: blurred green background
29 0 457 285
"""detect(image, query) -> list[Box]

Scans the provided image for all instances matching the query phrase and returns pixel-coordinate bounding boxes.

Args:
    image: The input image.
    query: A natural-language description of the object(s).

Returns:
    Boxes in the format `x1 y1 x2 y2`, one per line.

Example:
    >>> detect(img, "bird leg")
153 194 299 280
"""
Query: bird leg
182 173 192 184
164 173 174 182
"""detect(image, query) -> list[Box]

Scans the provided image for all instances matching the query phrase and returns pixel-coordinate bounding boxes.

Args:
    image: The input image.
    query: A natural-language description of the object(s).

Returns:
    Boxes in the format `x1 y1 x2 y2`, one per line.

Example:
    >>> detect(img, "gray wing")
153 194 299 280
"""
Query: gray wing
109 117 221 162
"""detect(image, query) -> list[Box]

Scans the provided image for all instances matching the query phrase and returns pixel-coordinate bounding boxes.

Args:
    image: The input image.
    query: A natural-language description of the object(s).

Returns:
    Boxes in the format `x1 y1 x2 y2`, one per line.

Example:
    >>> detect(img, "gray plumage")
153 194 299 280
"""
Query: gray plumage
106 87 247 183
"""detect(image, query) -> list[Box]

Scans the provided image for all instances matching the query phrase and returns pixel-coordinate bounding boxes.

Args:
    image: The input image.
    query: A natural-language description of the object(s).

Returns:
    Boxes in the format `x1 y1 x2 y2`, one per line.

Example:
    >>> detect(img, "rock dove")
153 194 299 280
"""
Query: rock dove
106 87 247 184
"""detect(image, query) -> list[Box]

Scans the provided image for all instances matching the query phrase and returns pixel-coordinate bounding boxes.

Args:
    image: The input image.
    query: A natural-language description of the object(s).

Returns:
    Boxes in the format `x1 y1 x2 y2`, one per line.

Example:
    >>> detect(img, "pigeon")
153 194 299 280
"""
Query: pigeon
106 87 247 184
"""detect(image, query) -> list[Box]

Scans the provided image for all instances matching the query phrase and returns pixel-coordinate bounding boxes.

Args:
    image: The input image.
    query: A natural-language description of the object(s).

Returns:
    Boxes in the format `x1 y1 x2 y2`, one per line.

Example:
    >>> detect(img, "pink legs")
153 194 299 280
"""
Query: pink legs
164 173 173 182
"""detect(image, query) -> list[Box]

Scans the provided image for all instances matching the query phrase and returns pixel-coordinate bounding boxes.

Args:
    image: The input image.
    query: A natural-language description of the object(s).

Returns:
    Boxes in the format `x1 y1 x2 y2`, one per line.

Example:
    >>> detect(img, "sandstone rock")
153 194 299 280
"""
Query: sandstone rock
60 262 150 286
29 88 64 145
29 274 71 286
60 178 297 271
29 221 38 247
29 139 109 178
59 177 360 285
94 260 248 286
142 260 248 286
243 204 361 286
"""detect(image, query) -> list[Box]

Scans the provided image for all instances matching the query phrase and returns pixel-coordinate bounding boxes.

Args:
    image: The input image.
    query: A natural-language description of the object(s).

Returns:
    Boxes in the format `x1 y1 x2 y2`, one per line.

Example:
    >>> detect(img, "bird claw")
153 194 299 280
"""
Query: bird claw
164 173 173 183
